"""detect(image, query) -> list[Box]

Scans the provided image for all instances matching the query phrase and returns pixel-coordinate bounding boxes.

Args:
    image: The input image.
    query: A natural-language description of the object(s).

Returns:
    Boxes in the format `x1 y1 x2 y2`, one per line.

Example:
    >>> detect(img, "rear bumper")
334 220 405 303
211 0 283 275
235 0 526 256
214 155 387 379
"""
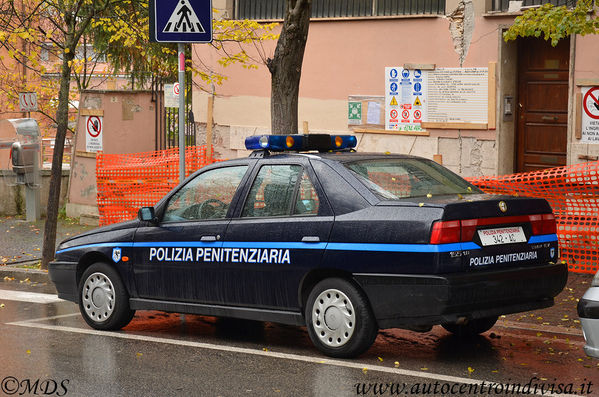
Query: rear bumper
48 261 78 303
578 287 599 359
354 262 568 329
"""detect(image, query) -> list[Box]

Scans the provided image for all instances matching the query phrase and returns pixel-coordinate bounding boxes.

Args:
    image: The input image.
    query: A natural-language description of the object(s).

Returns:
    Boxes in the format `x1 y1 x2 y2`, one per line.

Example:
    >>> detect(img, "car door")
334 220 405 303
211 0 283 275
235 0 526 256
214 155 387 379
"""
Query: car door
222 158 333 311
132 164 251 302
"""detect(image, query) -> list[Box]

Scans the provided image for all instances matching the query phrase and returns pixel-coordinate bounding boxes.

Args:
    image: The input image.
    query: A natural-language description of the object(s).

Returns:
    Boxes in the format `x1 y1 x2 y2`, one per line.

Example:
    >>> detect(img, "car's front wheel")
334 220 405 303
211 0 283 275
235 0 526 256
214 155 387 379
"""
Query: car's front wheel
305 278 378 358
442 316 498 337
79 263 135 330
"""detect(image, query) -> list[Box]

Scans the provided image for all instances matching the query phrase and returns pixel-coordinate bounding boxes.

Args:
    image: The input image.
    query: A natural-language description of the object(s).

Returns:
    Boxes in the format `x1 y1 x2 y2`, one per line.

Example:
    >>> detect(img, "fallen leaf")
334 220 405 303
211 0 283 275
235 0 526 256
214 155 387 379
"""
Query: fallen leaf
262 347 269 352
26 350 31 355
421 367 428 371
136 352 143 357
0 303 5 308
468 367 474 375
362 367 368 374
418 203 424 207
394 361 399 368
377 357 383 362
426 193 432 198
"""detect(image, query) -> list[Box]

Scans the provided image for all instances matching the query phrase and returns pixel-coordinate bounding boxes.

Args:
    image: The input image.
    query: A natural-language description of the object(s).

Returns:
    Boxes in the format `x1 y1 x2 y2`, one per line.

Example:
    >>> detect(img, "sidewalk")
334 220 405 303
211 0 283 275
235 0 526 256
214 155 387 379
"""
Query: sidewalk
0 215 594 333
0 216 93 283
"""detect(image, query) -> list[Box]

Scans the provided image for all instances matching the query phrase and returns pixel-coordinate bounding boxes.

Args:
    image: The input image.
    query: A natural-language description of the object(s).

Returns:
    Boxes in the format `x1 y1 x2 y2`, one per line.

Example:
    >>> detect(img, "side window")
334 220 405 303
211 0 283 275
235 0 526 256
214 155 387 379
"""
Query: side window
163 166 248 222
242 165 320 218
294 172 319 215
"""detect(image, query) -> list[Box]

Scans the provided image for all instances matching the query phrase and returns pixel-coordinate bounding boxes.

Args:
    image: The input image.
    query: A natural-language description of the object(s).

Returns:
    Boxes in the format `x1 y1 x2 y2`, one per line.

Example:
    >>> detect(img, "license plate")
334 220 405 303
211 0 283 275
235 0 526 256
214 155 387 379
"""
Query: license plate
478 226 526 246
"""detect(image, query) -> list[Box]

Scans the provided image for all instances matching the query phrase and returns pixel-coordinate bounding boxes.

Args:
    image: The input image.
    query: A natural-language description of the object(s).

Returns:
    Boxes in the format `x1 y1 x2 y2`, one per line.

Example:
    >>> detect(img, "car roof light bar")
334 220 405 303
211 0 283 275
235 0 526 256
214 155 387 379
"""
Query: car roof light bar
245 134 357 152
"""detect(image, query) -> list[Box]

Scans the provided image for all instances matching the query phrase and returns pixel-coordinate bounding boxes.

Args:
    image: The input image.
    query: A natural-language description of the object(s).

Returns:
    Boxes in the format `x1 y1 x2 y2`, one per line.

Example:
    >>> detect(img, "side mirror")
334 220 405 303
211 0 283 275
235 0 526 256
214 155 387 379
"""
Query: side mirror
138 207 157 223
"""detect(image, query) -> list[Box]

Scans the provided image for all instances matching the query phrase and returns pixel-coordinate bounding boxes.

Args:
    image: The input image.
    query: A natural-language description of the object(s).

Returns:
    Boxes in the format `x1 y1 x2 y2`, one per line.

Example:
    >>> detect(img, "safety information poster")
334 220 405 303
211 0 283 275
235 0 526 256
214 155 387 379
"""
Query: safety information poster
385 67 488 130
385 67 426 132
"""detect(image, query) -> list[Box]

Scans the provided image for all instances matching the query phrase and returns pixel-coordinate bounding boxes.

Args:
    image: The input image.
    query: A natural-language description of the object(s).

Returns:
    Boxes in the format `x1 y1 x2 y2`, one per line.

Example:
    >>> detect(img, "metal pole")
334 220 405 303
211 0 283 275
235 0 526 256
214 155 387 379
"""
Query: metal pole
178 43 185 183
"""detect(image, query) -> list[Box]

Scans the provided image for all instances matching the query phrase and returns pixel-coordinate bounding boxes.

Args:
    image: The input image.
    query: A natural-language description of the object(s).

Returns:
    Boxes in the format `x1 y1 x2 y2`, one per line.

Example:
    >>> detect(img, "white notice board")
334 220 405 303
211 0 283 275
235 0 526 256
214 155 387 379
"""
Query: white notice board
385 67 488 130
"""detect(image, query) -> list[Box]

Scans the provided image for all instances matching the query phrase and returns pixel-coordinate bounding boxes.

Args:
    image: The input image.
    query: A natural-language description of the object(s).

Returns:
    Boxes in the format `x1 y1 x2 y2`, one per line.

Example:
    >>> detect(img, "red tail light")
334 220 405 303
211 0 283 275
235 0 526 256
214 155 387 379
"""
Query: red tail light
430 213 557 244
530 213 556 235
430 221 461 244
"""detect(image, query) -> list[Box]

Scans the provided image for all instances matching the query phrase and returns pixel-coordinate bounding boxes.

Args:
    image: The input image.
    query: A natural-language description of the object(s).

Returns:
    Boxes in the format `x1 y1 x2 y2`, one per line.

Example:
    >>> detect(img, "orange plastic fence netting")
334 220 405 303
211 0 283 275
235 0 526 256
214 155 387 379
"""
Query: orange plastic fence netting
468 161 599 274
96 145 219 226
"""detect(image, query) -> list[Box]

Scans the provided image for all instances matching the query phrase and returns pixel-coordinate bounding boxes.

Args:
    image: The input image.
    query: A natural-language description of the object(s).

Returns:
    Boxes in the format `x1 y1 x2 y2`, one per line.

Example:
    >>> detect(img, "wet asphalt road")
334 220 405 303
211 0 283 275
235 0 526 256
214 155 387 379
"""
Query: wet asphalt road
0 281 597 397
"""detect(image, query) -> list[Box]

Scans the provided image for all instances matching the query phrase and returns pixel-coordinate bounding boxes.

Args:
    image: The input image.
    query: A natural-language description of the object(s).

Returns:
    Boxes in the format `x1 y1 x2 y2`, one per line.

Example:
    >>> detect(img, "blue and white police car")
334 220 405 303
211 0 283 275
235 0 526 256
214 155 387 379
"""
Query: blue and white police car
50 134 567 358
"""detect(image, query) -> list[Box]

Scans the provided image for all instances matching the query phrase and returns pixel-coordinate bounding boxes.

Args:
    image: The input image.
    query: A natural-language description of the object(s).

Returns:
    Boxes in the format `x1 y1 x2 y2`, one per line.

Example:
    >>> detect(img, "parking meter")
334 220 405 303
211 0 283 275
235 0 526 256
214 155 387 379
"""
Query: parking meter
7 119 41 221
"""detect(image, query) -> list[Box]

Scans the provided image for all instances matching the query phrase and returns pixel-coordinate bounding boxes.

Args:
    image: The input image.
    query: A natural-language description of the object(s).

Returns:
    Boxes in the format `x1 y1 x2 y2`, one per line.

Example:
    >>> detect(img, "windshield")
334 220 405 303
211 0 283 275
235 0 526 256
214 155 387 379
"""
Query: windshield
345 158 483 200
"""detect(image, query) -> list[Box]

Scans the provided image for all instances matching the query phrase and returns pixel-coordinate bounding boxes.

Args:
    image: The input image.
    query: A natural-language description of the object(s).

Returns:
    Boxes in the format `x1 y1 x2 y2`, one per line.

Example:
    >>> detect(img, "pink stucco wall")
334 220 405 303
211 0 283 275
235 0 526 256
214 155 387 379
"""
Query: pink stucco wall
194 15 509 101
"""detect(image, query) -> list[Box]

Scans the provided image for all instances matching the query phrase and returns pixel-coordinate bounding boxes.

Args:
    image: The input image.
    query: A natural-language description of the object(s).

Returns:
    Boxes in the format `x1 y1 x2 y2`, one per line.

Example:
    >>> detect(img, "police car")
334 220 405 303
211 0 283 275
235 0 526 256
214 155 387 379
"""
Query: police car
49 134 567 358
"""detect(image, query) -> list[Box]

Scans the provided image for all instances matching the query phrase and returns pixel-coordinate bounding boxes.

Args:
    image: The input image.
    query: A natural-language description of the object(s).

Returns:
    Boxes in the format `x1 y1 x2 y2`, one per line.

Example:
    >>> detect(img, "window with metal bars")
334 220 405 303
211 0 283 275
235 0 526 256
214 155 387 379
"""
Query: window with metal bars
234 0 446 20
489 0 579 12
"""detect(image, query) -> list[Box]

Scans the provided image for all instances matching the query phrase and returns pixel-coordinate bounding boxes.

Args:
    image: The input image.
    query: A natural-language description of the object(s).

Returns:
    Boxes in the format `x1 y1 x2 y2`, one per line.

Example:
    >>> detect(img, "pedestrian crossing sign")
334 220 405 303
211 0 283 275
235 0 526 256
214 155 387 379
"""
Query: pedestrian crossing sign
150 0 213 43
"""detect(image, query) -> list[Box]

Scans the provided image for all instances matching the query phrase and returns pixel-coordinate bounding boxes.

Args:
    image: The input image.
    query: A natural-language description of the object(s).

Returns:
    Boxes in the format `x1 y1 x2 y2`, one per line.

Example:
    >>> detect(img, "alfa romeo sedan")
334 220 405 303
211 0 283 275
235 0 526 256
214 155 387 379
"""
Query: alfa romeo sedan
49 134 567 358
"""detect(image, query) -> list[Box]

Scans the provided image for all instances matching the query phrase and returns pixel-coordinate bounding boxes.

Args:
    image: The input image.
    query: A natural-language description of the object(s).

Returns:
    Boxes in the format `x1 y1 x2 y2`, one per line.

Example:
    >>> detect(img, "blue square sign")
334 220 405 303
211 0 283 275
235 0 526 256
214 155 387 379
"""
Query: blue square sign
150 0 212 43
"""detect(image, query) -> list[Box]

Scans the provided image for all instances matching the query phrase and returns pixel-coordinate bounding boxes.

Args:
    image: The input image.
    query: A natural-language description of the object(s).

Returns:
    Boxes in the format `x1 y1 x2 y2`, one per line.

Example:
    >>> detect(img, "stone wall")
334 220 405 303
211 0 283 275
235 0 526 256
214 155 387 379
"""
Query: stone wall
0 169 69 216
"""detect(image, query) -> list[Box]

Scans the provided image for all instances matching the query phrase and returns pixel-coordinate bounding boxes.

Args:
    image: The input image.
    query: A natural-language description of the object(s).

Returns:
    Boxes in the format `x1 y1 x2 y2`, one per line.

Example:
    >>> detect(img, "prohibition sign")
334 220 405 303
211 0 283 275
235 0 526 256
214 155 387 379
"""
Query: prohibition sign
583 87 599 120
414 110 422 120
87 116 102 138
390 109 398 119
402 109 410 119
173 82 180 96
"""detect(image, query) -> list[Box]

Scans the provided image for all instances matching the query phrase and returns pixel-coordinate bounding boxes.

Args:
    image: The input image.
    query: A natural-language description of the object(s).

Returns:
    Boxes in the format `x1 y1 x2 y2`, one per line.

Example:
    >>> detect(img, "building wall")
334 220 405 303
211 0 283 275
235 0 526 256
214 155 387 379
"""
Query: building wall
66 90 158 223
193 1 599 177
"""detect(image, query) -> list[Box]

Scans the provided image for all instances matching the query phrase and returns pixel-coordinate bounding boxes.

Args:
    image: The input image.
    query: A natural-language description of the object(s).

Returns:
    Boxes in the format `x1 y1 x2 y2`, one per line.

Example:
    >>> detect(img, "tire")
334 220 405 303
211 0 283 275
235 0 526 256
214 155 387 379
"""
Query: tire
305 278 378 358
442 316 498 337
78 263 135 330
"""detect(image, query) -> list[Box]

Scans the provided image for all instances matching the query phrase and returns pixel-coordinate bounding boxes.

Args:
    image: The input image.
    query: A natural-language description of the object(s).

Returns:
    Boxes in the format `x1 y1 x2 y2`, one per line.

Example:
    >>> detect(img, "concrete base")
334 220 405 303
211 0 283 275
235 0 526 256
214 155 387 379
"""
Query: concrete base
66 203 99 226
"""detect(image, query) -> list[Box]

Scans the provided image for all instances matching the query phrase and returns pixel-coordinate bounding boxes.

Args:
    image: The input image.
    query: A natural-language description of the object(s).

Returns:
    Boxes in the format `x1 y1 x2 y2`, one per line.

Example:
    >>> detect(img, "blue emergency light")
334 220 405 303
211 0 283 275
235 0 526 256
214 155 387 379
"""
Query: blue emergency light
245 134 357 152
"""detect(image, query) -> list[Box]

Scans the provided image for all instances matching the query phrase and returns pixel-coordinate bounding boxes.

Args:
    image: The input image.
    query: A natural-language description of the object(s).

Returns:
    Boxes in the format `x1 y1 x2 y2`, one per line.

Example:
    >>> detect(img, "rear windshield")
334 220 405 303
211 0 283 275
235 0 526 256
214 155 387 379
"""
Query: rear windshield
344 158 483 200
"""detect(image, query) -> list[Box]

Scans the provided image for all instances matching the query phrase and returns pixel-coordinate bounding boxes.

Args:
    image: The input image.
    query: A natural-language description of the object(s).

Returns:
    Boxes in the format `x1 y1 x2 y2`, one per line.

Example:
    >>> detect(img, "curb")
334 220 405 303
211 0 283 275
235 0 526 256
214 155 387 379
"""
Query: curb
496 320 583 337
0 263 51 284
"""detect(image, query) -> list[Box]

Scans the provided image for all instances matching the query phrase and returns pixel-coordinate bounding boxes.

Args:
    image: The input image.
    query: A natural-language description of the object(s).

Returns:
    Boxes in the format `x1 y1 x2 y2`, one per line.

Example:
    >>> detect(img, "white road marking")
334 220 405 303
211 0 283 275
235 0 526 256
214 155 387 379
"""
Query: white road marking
0 289 63 304
7 317 579 397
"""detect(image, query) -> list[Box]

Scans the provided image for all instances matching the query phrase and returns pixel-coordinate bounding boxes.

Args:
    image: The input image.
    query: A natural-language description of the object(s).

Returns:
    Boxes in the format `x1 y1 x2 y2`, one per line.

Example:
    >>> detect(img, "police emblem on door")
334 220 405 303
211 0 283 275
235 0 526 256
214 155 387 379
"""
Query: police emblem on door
112 247 122 263
498 201 508 213
550 248 555 259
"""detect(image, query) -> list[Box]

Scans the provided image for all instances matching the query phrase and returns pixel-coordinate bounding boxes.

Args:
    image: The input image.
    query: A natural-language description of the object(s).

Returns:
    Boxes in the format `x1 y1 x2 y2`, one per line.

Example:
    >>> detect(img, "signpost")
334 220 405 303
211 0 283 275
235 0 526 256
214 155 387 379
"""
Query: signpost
18 92 38 113
150 0 212 183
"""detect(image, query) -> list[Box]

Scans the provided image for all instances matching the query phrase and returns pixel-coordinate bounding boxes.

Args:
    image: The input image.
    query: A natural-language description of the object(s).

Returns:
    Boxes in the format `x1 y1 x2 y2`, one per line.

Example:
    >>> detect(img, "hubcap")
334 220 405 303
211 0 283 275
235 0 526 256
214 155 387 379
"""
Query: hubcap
82 272 115 323
311 288 356 347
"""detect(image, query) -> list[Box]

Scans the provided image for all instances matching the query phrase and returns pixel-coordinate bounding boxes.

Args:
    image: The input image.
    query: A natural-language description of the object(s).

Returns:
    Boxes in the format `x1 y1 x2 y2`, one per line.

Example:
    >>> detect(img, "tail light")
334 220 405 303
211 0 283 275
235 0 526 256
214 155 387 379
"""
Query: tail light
530 213 557 235
430 213 557 244
430 221 461 244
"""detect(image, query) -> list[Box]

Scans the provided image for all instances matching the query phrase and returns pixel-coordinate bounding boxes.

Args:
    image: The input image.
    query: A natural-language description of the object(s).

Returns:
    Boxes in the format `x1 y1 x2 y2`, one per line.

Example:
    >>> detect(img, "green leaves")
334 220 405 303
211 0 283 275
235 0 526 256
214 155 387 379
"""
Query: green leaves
504 0 599 47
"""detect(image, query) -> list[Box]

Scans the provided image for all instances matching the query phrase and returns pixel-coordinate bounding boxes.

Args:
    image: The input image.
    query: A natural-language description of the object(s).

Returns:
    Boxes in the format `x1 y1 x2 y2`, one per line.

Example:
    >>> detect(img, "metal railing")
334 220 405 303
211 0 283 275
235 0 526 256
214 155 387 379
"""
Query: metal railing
234 0 445 20
490 0 578 12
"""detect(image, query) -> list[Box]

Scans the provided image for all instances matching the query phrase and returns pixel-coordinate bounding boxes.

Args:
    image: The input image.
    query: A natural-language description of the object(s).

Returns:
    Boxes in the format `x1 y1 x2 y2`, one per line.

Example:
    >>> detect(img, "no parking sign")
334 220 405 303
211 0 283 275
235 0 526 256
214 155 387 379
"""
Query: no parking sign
85 116 103 152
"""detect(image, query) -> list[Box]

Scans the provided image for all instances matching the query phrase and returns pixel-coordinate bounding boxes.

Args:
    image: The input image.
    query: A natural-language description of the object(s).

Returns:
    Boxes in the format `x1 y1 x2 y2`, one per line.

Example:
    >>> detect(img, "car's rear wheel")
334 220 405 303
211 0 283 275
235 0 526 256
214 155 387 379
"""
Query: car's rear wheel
442 316 498 337
305 278 378 358
79 263 135 330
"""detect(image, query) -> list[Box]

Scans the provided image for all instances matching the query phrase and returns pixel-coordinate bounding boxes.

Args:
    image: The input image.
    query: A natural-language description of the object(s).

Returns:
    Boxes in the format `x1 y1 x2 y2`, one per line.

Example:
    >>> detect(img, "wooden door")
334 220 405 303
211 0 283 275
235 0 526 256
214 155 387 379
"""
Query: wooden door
516 37 570 172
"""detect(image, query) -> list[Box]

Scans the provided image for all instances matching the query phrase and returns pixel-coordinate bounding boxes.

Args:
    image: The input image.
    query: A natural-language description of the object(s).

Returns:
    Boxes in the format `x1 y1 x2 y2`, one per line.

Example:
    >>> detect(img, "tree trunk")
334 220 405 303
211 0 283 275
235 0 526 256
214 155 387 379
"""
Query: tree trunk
41 45 75 269
267 0 312 135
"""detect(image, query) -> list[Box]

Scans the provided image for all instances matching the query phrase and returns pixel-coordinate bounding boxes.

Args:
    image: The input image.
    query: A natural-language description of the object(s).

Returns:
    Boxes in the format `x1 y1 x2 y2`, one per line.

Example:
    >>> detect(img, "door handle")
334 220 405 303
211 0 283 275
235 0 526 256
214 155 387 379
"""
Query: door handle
200 235 217 242
302 236 320 243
